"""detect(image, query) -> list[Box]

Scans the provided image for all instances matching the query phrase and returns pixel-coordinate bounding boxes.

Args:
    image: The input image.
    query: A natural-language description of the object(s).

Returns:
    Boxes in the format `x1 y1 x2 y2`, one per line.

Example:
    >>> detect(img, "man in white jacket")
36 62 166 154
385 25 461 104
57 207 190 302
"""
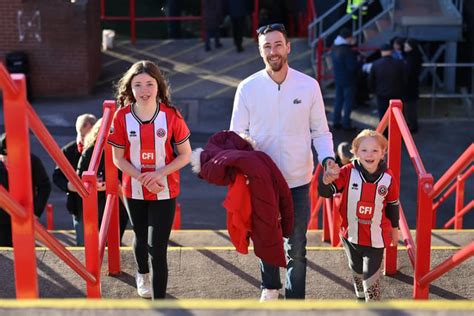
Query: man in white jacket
230 23 340 300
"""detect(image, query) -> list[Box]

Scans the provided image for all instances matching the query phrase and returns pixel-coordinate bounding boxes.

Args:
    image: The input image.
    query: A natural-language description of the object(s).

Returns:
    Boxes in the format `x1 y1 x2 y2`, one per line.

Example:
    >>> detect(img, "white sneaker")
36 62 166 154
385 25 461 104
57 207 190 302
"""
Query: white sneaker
259 289 279 302
136 272 152 298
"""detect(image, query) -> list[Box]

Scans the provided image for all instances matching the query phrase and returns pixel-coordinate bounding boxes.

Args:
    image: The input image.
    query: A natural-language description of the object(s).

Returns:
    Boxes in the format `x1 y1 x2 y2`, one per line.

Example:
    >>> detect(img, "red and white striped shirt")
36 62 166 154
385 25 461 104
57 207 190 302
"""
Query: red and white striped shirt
107 103 190 200
331 162 399 248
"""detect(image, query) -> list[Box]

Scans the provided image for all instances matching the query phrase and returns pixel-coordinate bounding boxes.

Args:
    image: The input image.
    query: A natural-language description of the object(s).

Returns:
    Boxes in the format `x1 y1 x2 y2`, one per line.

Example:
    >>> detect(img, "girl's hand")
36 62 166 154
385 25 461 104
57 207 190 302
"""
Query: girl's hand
146 180 165 194
390 228 399 247
137 170 164 187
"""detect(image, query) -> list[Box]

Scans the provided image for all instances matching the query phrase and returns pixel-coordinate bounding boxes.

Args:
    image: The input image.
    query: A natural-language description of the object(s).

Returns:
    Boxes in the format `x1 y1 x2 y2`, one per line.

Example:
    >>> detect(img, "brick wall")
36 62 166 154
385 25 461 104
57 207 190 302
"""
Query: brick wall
0 0 101 97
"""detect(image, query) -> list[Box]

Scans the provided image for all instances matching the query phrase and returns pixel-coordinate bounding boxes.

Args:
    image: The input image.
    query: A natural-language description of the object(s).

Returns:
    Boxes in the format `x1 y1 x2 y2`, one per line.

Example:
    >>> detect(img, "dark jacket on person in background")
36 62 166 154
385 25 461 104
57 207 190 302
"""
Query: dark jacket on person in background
196 131 294 267
203 0 225 31
403 49 422 101
331 36 359 87
52 140 82 217
0 154 52 246
369 56 406 98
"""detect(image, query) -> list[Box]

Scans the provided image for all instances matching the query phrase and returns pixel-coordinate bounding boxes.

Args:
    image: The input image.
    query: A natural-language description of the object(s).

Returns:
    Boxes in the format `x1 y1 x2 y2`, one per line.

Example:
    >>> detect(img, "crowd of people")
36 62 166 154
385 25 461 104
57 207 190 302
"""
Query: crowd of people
331 28 423 133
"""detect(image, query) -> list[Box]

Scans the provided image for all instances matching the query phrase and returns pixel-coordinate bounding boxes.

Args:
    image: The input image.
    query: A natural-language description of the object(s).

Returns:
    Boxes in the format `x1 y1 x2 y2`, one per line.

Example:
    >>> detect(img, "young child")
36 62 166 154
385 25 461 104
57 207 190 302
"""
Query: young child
318 129 399 301
108 60 192 299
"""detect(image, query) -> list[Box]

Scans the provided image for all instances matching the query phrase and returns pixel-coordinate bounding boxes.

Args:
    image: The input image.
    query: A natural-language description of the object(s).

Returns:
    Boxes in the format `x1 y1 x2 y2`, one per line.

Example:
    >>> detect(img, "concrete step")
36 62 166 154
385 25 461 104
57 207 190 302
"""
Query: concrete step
0 246 472 300
47 229 474 248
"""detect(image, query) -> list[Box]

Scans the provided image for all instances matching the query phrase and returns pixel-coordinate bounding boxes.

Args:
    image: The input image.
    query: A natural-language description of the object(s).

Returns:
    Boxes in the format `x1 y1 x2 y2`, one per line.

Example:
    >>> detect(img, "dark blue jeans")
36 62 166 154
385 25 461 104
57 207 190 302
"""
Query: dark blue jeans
333 84 355 128
260 183 310 299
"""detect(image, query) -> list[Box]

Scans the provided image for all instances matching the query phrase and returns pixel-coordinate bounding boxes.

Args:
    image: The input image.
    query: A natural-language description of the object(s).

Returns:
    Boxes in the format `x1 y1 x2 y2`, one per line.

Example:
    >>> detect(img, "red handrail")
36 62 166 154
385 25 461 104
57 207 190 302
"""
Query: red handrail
34 219 97 284
444 200 474 228
431 143 473 199
99 194 116 267
419 241 474 287
0 186 28 220
26 103 89 199
399 204 416 268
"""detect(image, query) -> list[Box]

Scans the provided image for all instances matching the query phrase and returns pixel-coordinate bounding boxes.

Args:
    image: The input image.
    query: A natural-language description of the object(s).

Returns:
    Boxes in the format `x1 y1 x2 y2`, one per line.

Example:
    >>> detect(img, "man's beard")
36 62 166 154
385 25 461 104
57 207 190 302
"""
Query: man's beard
267 55 287 72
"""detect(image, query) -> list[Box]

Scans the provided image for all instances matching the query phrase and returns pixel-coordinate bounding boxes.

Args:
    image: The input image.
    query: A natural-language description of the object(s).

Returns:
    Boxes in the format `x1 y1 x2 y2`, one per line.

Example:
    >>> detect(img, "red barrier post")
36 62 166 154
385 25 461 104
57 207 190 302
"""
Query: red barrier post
82 172 101 298
385 100 402 275
173 202 181 230
46 203 54 230
454 175 465 229
413 174 434 299
322 199 330 242
252 0 260 41
129 0 136 44
100 0 105 18
316 40 323 82
103 101 121 274
308 165 322 229
3 74 39 298
331 195 342 247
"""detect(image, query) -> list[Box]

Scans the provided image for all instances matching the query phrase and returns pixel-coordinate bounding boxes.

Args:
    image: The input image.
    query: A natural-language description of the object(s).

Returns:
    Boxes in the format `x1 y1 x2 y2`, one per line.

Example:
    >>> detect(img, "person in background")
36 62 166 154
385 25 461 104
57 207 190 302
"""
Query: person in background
331 27 359 131
369 43 405 120
0 133 52 246
108 60 191 300
336 141 353 166
391 37 405 60
319 129 399 301
76 118 129 243
403 38 422 133
203 0 224 51
230 23 339 300
53 113 97 246
227 0 250 52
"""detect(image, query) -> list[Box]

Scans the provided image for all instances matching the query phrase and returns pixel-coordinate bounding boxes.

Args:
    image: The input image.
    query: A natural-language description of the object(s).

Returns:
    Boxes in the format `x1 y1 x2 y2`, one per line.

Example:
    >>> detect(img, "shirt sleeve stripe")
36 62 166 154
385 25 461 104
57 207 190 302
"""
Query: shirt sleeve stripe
174 133 190 145
107 140 125 149
387 199 399 205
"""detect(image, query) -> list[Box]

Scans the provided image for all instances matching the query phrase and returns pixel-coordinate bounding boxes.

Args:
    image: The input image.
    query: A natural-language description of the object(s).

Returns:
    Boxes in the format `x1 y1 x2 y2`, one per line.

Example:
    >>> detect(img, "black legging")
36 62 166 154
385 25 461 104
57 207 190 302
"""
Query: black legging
126 198 176 299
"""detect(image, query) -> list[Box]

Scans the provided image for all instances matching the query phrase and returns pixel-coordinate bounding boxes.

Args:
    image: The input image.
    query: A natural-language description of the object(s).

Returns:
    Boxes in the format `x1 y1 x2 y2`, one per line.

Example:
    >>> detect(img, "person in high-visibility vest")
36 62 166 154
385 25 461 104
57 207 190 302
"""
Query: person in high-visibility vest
347 0 368 19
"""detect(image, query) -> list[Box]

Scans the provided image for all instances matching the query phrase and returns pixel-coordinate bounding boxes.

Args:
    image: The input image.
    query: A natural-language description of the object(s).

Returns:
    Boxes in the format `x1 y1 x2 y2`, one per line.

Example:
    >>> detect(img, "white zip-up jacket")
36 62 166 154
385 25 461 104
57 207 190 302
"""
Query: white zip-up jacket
230 67 335 188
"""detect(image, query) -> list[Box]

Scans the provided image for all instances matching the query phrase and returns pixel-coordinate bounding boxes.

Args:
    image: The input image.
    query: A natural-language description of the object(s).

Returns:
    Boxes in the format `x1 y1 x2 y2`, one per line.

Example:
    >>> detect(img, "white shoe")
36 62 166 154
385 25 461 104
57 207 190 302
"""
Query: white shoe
136 272 152 298
259 289 279 302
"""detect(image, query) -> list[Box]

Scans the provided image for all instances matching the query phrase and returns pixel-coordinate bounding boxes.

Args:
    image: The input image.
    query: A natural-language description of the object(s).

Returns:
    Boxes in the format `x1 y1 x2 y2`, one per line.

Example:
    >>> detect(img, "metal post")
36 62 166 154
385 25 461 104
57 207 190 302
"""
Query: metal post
385 99 402 275
103 101 121 275
83 172 101 298
3 74 39 299
46 203 54 230
413 175 434 299
454 175 465 229
253 0 259 41
129 0 136 44
322 199 330 242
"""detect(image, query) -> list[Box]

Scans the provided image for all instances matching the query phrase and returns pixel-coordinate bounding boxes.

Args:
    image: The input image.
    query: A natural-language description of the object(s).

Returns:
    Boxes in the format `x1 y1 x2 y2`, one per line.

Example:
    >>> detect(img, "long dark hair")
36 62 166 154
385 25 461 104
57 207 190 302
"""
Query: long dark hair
115 60 177 113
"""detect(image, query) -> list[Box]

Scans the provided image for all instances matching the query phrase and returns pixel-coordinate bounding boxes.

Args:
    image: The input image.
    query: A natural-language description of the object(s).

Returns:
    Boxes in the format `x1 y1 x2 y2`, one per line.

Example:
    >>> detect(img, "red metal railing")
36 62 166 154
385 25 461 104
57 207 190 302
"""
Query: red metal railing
0 63 120 298
432 156 473 229
100 0 204 44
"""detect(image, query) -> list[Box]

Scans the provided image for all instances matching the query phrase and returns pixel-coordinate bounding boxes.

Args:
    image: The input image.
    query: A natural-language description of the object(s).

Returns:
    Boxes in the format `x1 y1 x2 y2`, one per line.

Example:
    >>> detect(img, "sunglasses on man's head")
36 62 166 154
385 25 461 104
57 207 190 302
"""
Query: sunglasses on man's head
256 23 286 35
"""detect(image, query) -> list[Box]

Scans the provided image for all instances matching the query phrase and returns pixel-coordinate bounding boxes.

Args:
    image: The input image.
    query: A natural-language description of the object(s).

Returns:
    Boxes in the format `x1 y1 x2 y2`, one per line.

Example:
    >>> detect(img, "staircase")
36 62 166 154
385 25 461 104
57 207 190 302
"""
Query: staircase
309 0 463 89
1 230 472 299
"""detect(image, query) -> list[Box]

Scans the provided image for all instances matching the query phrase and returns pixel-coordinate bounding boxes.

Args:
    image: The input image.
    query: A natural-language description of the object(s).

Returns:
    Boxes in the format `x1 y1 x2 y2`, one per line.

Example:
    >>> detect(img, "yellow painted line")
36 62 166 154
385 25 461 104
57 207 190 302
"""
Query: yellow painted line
205 86 233 99
103 41 172 67
49 229 474 234
98 50 173 85
1 245 462 252
120 45 243 89
0 299 472 310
